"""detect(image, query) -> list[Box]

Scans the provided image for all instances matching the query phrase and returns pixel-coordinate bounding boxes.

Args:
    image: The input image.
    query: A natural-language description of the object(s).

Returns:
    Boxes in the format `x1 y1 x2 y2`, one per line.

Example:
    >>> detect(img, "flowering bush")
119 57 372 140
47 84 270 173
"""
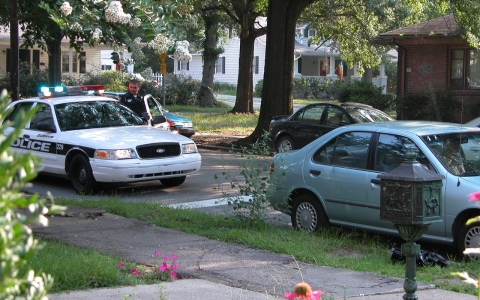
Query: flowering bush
284 282 323 300
451 191 480 296
117 251 179 280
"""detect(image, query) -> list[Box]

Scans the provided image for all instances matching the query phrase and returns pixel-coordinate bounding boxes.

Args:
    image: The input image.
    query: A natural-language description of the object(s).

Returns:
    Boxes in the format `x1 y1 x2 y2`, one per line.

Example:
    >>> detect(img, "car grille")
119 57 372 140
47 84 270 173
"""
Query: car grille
136 143 181 158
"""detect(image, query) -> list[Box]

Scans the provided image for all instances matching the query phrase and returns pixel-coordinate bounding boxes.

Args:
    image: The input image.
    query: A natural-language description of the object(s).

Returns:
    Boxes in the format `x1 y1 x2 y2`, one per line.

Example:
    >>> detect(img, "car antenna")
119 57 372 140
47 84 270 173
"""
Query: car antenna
458 98 464 187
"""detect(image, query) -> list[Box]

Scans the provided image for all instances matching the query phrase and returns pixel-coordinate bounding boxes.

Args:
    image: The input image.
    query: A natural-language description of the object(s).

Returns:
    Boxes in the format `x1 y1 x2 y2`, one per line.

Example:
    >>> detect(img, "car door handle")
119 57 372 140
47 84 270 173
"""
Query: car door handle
310 170 321 175
371 178 381 184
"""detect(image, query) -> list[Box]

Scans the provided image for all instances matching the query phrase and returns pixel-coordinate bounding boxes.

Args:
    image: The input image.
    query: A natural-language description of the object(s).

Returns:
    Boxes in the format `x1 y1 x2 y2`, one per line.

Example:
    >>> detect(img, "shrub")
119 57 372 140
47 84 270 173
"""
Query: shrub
0 89 64 298
80 70 126 92
396 90 460 122
254 79 263 97
213 82 237 95
337 80 394 111
0 63 49 98
165 74 201 105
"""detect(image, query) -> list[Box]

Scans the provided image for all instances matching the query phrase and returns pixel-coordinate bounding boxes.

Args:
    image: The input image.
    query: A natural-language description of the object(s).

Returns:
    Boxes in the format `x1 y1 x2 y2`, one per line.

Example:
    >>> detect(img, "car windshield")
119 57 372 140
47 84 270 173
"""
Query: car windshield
422 132 480 176
55 101 145 131
346 107 394 123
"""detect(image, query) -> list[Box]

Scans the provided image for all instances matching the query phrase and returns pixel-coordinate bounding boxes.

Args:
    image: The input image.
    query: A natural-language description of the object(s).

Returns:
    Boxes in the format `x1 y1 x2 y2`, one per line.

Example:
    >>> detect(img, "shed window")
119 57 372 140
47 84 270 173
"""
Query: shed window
450 48 480 90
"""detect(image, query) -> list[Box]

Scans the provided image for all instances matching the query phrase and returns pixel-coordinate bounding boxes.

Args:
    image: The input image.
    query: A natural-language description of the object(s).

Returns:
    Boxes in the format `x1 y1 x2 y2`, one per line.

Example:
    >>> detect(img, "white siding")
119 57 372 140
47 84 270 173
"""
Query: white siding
175 37 267 87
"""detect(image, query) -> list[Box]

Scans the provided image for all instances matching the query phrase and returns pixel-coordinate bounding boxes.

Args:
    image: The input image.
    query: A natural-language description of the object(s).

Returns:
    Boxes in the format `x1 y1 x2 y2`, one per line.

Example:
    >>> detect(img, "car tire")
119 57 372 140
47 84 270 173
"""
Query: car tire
69 154 97 194
276 135 295 153
291 194 328 231
160 176 186 187
458 220 480 260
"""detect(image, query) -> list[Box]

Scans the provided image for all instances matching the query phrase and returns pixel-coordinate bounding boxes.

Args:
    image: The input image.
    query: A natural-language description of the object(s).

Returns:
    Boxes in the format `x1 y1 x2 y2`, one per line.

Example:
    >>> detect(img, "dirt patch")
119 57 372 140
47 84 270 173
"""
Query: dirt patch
192 135 252 150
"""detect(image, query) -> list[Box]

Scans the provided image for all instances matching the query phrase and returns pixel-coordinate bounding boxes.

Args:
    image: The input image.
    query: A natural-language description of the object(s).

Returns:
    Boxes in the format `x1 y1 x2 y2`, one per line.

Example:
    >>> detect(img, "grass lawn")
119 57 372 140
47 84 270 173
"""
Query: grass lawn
27 97 470 295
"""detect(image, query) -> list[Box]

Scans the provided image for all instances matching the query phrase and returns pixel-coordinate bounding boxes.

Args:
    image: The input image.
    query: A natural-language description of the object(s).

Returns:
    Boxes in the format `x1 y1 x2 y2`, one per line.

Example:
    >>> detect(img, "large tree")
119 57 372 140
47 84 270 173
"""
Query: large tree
218 0 267 114
247 0 480 142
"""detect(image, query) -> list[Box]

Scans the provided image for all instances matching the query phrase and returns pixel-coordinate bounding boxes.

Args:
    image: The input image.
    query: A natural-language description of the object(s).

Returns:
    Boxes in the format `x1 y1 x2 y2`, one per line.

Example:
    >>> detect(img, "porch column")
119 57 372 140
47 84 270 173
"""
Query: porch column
351 63 361 82
326 56 337 80
375 63 388 94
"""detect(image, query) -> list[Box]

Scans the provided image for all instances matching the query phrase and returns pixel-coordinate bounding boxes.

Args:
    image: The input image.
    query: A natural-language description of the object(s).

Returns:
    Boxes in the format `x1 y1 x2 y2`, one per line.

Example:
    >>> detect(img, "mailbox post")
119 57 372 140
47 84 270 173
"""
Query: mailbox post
377 153 444 300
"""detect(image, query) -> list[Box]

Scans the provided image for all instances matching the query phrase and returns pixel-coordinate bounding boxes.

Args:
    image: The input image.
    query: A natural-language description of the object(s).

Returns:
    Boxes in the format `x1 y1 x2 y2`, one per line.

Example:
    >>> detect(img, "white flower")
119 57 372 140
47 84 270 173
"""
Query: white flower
70 22 83 32
173 40 191 61
92 28 103 43
92 0 103 3
105 1 131 24
149 34 173 54
60 1 73 16
129 17 141 28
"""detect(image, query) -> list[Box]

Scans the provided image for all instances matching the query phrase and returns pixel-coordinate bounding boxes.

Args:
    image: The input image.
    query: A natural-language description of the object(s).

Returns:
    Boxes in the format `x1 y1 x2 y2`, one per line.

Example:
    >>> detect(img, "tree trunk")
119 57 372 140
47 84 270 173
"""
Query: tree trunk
248 0 315 141
46 33 63 86
230 34 255 114
199 1 219 107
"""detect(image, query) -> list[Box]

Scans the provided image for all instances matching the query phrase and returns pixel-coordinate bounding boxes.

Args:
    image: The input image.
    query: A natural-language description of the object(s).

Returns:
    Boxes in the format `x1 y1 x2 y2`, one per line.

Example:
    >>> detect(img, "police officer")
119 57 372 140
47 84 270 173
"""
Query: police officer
119 79 149 121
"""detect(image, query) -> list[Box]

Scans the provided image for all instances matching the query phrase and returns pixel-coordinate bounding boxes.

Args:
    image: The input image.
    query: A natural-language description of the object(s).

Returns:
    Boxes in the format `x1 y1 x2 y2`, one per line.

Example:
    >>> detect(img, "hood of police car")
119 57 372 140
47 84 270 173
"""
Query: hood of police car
62 126 193 148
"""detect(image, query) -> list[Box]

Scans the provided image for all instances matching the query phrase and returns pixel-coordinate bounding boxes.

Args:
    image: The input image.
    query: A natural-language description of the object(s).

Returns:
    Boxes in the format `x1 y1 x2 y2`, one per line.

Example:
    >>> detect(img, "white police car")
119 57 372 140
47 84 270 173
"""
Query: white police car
3 86 201 193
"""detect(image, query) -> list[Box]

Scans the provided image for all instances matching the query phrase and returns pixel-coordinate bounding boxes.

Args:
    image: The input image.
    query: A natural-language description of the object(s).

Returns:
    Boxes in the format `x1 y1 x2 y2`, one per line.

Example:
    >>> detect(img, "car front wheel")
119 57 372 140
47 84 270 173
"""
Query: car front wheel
458 220 480 260
276 135 295 153
291 194 328 231
160 176 186 187
69 154 97 194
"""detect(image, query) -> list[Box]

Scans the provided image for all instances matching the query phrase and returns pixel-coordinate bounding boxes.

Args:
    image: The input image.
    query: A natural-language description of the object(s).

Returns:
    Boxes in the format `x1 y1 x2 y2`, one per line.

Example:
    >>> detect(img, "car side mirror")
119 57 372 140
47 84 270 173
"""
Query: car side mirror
36 121 57 133
152 115 167 125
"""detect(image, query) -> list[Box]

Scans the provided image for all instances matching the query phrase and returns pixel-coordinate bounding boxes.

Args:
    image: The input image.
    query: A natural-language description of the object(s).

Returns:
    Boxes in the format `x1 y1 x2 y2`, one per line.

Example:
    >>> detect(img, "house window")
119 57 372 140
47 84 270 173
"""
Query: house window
62 51 86 74
177 60 189 71
252 56 259 74
101 65 112 70
216 57 225 74
450 48 480 90
6 49 39 73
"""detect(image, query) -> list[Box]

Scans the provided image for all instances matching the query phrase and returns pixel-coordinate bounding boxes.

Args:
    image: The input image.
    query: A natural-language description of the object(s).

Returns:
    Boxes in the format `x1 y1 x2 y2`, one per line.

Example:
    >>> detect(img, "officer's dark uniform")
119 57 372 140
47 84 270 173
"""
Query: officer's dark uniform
119 92 149 119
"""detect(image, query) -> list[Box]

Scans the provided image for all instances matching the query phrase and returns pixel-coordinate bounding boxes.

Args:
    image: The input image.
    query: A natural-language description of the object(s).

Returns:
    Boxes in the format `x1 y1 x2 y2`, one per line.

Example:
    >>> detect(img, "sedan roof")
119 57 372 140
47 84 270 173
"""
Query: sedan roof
337 120 480 136
16 95 119 105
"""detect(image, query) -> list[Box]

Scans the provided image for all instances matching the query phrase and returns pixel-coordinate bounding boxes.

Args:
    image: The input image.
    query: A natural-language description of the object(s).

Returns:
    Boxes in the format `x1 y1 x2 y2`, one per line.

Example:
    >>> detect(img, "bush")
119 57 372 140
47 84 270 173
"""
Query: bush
165 74 201 105
0 89 64 298
213 82 237 95
0 63 49 98
337 80 395 111
396 90 460 122
254 80 263 97
80 70 126 92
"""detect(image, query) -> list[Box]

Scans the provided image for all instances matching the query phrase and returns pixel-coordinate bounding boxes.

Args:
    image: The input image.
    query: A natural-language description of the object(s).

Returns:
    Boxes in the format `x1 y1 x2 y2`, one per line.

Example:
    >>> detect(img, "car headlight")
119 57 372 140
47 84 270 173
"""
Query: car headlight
182 143 198 154
94 149 137 160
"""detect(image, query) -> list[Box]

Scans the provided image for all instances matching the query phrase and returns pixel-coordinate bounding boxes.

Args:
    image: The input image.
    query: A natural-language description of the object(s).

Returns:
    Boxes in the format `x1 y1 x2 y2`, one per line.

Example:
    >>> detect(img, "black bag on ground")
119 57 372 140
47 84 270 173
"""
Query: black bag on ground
390 247 449 267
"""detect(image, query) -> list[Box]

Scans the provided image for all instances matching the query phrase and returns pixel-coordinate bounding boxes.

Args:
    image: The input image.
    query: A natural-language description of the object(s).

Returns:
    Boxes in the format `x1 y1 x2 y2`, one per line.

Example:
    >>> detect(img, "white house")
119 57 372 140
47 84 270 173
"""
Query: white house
173 25 388 93
0 28 132 79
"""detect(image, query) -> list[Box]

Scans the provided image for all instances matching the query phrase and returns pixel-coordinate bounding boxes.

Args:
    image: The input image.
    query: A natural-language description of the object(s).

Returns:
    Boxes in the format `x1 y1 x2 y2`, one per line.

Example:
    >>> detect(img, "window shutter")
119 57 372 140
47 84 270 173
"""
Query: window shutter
33 50 40 69
298 58 302 73
187 61 189 71
6 49 9 73
80 52 86 73
255 56 259 74
177 61 180 70
222 57 225 74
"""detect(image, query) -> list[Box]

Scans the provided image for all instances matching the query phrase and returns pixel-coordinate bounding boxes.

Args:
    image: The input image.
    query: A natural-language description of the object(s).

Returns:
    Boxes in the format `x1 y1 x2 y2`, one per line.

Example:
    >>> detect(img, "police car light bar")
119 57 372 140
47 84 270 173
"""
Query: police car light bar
38 85 105 98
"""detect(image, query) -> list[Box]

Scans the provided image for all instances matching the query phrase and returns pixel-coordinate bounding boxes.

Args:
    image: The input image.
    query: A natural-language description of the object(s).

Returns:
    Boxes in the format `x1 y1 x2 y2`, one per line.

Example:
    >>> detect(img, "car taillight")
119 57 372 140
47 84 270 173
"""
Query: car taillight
269 162 274 172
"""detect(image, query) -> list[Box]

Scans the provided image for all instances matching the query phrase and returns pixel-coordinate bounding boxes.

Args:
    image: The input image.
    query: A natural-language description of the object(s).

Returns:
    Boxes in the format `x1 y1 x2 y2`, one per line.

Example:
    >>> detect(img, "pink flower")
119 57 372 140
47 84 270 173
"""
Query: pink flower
171 254 178 259
171 264 179 270
165 256 170 261
469 191 480 204
131 269 141 277
285 282 322 300
155 251 162 257
118 262 124 268
170 272 177 278
159 262 169 272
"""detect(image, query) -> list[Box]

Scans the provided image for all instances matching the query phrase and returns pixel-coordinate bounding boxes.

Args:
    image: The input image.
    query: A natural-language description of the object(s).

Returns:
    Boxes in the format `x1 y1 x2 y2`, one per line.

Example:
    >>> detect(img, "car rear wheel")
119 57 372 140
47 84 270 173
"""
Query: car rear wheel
458 220 480 260
276 135 295 152
69 154 97 194
160 176 186 187
291 194 328 231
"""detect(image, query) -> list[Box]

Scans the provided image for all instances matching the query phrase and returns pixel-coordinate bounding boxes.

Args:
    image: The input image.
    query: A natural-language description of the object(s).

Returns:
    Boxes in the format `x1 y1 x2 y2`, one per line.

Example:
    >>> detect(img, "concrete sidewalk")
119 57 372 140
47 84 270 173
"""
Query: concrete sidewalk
33 206 476 300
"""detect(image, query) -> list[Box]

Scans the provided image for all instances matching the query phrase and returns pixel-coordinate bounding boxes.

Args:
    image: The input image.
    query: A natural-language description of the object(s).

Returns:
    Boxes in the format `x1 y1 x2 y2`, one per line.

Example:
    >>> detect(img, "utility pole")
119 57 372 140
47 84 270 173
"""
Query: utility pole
10 0 19 101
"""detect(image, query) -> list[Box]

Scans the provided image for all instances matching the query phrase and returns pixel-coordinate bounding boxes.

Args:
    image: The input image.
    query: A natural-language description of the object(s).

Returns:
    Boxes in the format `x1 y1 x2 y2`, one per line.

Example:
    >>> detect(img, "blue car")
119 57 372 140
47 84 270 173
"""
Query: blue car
103 92 195 137
267 121 480 254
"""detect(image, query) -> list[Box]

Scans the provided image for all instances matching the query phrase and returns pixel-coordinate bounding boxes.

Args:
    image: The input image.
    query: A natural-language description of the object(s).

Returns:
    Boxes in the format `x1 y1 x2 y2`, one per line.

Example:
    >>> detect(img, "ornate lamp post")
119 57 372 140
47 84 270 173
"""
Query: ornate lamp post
377 152 444 300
